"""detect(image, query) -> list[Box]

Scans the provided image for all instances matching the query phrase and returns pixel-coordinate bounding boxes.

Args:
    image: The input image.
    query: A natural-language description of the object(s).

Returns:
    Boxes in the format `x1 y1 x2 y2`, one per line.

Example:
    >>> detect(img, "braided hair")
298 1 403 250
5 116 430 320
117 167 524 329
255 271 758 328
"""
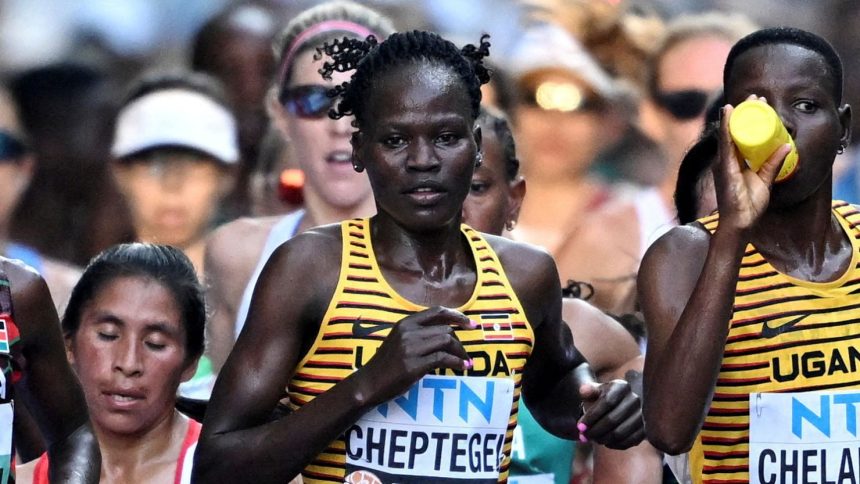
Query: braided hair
316 30 492 127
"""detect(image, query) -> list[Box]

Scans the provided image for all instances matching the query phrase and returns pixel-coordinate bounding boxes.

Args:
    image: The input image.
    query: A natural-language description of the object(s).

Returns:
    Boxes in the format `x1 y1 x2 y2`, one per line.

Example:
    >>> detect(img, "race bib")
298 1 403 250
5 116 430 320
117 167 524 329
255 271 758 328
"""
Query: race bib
750 390 860 483
344 375 514 483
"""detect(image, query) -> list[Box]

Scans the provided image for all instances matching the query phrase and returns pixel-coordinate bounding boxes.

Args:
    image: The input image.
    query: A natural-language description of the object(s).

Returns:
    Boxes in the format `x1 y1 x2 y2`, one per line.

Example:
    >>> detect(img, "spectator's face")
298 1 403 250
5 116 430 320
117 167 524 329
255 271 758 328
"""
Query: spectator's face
514 71 612 181
273 49 372 213
653 35 733 166
0 95 33 229
114 149 229 247
67 275 195 437
206 26 275 158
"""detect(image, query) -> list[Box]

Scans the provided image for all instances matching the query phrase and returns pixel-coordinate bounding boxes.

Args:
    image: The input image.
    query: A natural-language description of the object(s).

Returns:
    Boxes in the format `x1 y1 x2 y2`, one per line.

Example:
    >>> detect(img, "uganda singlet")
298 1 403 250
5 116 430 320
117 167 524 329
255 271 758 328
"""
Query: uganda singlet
690 201 860 483
0 267 19 484
287 219 535 483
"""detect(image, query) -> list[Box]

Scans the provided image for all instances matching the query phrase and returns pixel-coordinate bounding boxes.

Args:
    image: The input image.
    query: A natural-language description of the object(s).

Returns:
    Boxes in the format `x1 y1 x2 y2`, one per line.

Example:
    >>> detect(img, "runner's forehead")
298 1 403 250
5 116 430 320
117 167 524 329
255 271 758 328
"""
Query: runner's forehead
726 44 835 102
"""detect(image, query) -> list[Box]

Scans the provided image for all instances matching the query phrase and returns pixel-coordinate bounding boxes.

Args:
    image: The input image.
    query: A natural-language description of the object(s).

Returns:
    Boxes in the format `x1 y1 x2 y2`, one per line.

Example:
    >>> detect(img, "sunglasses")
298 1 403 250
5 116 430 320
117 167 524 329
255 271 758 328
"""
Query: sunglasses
0 130 27 161
280 84 336 119
654 89 712 120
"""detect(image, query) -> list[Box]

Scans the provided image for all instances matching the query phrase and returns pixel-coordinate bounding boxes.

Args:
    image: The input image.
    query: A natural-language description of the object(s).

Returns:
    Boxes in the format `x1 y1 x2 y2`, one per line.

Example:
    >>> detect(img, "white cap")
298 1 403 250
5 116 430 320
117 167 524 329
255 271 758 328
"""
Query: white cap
507 23 617 100
111 88 239 164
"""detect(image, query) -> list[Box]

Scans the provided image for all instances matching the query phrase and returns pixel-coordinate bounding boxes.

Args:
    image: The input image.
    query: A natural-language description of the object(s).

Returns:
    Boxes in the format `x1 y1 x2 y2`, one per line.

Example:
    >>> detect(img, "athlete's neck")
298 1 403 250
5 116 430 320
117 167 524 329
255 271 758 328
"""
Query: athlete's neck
371 214 471 284
96 410 188 484
752 191 851 282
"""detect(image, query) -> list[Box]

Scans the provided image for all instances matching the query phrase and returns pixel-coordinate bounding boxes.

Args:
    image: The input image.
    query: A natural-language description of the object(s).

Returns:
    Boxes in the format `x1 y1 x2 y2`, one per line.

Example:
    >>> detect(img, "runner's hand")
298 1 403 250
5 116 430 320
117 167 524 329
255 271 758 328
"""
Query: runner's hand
714 95 792 233
359 306 474 405
578 380 645 450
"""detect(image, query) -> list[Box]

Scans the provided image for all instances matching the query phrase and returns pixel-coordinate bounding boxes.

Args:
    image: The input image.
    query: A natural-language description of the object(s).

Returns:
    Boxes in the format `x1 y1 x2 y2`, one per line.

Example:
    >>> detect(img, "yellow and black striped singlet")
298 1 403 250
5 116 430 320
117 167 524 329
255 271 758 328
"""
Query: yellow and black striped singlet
690 201 860 483
287 219 535 483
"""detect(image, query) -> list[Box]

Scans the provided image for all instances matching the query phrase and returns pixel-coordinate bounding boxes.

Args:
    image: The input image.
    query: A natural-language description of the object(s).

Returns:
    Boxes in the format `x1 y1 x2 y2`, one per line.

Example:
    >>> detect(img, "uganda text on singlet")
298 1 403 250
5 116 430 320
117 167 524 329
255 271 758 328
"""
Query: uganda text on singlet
286 219 535 483
690 201 860 484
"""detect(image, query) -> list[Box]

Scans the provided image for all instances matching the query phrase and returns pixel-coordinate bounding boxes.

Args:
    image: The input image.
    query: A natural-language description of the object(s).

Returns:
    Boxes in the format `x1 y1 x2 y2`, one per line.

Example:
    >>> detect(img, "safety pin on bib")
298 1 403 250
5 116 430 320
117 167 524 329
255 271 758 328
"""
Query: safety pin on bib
755 393 762 418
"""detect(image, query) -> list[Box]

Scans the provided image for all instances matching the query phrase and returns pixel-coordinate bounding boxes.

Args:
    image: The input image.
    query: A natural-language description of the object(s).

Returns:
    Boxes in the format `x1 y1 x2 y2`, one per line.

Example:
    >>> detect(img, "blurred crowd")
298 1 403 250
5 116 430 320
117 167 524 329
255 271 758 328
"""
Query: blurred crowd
3 1 860 483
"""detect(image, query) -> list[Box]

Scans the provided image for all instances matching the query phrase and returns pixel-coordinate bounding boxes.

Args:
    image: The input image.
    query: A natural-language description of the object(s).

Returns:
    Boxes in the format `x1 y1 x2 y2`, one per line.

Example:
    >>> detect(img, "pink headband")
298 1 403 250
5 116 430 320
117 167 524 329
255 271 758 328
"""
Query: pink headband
277 20 377 89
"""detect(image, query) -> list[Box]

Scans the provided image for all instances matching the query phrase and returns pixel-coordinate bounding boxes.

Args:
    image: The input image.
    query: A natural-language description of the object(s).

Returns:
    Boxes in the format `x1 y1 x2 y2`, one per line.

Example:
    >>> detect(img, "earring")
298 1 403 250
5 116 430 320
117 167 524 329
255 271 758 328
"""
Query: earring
475 151 483 167
838 144 846 155
505 220 517 231
352 160 364 172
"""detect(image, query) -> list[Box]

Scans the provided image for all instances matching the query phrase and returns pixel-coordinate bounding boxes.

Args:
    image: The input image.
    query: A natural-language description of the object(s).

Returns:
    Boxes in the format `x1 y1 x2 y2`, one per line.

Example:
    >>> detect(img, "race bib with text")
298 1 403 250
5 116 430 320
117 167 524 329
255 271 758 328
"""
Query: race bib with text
750 390 860 483
344 375 515 483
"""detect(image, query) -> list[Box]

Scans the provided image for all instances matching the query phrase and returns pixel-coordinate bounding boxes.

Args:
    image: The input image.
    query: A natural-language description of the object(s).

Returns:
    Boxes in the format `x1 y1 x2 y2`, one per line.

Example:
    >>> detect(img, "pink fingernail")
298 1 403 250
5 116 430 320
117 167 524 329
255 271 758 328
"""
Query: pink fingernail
464 359 474 369
577 422 587 433
470 320 479 328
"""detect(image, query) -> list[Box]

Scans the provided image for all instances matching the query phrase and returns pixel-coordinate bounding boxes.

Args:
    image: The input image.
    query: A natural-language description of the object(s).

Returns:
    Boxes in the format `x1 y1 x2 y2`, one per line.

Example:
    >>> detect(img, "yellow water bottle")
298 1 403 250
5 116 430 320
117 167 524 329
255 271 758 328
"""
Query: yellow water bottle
728 99 799 182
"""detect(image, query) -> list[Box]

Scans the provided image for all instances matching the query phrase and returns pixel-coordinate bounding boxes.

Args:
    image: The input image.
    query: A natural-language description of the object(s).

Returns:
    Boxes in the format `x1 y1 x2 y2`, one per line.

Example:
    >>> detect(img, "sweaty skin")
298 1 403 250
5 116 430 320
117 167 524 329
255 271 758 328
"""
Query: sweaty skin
195 56 640 483
640 43 852 454
6 258 100 482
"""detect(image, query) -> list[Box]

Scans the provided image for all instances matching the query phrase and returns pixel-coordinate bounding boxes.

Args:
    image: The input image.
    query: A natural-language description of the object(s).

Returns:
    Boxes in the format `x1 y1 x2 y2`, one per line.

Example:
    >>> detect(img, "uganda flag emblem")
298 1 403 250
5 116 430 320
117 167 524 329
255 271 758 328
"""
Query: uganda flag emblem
479 313 514 341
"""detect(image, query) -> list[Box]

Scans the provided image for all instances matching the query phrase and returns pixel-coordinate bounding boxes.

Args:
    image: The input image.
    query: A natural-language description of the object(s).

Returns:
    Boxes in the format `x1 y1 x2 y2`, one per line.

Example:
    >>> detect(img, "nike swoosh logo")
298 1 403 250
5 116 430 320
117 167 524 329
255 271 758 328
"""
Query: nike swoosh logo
760 314 808 339
351 318 392 337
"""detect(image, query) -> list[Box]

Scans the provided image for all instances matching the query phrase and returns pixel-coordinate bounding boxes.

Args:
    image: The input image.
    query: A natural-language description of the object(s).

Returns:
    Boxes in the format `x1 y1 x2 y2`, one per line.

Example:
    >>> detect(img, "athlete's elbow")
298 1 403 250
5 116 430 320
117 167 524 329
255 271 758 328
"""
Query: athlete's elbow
644 416 695 455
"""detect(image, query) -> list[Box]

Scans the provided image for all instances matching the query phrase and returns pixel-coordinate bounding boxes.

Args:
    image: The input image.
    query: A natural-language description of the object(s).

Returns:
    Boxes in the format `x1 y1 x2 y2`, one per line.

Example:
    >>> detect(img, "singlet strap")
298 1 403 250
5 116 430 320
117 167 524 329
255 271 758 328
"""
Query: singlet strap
174 419 202 484
33 452 50 484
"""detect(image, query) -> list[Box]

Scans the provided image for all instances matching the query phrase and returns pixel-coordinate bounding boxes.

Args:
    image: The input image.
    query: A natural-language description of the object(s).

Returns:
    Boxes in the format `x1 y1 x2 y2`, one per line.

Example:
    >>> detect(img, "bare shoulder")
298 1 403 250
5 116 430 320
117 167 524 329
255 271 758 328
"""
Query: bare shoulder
484 233 557 287
640 223 711 272
262 223 344 287
2 257 51 304
637 223 712 333
206 214 287 272
484 234 559 326
0 258 56 338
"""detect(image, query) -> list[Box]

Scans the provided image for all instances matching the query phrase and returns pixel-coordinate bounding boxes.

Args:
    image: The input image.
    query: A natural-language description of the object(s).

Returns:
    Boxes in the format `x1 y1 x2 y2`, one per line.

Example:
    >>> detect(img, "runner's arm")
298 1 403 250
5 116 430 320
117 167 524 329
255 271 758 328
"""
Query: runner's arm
194 232 474 483
11 263 100 483
592 356 663 484
638 225 745 454
562 298 640 380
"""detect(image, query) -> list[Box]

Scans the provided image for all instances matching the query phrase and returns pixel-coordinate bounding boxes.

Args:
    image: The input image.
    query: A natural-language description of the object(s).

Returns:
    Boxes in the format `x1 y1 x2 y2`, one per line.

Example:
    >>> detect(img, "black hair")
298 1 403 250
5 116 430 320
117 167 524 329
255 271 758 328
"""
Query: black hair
9 63 111 140
120 70 231 111
674 124 718 224
62 243 205 362
317 30 492 127
674 92 723 224
477 106 519 181
723 27 843 104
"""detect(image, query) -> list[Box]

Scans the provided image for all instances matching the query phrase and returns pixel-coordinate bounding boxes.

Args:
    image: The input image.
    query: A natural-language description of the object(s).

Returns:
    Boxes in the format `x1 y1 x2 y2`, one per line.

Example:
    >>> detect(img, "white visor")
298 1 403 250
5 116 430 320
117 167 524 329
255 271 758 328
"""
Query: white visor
111 88 239 164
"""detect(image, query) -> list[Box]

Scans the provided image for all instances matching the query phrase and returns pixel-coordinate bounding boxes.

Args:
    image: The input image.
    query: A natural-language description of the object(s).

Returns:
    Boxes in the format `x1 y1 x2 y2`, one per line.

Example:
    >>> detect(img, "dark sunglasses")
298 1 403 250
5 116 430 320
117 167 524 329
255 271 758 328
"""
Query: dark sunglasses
654 89 711 120
0 130 27 161
280 84 335 119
